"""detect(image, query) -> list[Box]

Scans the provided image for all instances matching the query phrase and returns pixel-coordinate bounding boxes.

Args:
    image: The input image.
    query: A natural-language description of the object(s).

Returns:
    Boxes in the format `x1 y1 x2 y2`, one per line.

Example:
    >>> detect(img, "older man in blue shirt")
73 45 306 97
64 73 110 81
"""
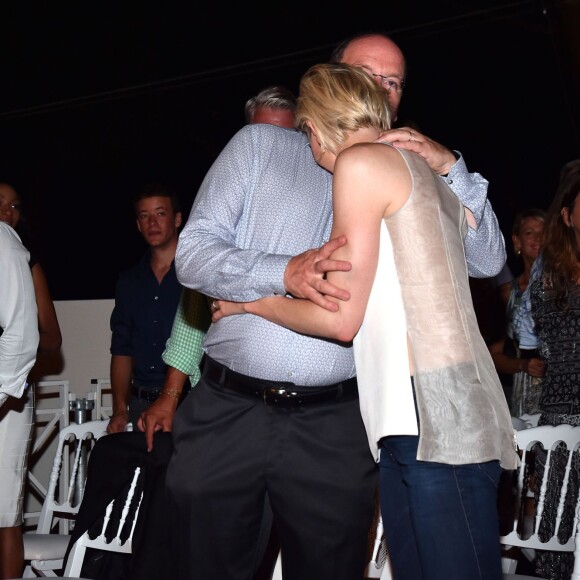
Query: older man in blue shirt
160 33 506 580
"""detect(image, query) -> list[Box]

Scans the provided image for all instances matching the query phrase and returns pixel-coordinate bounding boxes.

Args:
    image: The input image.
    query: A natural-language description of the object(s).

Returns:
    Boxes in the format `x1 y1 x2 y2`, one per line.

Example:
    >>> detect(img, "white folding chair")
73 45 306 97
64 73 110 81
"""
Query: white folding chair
500 423 580 579
518 413 542 428
271 551 282 580
64 466 143 577
22 419 109 577
364 514 394 580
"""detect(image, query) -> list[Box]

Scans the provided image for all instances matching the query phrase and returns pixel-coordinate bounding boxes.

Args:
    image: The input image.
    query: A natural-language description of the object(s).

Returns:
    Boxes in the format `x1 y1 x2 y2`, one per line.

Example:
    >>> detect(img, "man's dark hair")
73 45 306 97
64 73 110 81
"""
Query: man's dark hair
133 183 181 215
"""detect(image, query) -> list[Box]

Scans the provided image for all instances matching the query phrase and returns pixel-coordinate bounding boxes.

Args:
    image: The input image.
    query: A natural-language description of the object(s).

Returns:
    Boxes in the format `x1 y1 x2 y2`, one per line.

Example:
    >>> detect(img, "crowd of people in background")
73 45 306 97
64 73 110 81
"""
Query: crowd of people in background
1 28 579 580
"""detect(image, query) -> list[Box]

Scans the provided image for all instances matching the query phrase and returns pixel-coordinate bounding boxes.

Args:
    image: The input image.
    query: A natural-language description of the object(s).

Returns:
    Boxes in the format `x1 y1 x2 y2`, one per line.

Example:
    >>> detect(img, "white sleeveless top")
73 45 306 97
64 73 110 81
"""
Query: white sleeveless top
354 146 518 470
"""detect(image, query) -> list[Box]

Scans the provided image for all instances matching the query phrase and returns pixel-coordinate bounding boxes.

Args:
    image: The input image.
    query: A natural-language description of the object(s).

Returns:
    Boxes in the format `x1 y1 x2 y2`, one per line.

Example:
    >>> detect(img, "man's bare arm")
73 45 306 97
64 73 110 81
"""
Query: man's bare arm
138 366 188 451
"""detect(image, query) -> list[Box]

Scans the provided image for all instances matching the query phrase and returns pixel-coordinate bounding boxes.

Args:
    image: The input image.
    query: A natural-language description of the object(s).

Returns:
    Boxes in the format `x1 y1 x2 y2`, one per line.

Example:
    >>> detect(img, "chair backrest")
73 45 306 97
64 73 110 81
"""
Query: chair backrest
518 413 542 429
64 466 143 577
500 423 580 577
36 419 110 534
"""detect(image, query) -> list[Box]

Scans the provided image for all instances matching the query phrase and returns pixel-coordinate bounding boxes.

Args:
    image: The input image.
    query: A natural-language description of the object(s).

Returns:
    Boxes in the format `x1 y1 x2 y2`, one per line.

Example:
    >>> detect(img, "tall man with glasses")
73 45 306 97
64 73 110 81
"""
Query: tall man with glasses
156 32 505 580
329 33 504 281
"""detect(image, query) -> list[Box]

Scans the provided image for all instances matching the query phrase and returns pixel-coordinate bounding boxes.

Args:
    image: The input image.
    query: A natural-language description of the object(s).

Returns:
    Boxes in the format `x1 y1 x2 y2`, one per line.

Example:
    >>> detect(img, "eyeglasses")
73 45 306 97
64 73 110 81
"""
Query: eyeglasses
360 66 405 93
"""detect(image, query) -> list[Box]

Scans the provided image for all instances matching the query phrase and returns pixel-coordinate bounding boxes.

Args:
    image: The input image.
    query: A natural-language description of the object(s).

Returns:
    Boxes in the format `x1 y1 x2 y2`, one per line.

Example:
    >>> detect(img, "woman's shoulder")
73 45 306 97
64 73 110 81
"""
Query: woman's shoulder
338 141 406 175
336 142 411 214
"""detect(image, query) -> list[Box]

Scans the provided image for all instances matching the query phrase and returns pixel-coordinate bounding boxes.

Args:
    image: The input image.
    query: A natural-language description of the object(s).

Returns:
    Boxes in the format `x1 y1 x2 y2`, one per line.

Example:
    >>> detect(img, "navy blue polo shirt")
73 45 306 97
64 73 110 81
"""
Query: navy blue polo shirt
110 252 182 389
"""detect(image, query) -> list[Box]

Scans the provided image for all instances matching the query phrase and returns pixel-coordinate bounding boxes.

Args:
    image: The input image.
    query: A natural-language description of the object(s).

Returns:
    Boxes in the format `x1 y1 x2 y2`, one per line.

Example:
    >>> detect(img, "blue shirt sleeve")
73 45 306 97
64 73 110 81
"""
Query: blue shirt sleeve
443 153 506 278
110 273 134 356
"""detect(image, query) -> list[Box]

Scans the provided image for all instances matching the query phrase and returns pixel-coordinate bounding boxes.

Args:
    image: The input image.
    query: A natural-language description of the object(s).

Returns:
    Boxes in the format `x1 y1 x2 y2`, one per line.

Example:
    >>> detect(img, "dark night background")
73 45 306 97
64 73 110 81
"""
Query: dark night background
0 1 578 301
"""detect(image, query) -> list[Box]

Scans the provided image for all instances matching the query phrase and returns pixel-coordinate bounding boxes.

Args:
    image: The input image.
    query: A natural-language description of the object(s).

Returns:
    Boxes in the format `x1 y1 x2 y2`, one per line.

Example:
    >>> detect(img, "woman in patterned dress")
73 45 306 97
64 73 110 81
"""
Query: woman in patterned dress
514 159 580 580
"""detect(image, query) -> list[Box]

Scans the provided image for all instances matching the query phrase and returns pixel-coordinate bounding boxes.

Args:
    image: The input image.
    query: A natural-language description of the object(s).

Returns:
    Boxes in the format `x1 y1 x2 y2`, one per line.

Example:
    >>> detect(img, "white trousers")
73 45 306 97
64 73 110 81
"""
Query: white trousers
0 385 34 527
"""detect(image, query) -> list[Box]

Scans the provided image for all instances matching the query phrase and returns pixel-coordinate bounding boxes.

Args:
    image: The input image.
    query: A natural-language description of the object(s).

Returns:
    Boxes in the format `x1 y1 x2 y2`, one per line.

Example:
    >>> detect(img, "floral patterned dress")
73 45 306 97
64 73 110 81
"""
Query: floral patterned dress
529 275 580 580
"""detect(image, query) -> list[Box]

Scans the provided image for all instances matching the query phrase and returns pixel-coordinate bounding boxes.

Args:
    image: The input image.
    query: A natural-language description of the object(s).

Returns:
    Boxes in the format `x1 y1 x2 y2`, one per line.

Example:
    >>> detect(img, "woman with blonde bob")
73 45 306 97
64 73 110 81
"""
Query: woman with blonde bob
213 63 518 580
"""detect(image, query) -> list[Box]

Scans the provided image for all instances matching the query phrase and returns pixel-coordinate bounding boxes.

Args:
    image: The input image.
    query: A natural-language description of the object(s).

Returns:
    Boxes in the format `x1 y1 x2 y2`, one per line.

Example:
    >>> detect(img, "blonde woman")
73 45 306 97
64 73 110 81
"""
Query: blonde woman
213 63 518 580
489 208 547 415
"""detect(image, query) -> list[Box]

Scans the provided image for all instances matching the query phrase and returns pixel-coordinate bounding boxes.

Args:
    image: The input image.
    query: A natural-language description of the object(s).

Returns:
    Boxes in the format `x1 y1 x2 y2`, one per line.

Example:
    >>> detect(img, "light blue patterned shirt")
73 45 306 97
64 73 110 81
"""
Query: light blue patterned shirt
176 124 505 385
443 153 506 277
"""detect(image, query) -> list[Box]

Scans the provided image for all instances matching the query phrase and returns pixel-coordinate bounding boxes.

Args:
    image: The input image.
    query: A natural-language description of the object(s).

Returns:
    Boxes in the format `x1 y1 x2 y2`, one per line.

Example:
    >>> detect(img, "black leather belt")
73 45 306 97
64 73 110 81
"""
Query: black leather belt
131 385 163 403
131 383 190 403
203 356 358 407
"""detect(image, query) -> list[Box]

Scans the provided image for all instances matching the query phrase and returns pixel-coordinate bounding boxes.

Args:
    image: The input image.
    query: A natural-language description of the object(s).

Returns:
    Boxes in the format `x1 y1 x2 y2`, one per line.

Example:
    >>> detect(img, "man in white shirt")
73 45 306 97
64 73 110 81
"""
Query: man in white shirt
0 221 38 405
0 220 39 578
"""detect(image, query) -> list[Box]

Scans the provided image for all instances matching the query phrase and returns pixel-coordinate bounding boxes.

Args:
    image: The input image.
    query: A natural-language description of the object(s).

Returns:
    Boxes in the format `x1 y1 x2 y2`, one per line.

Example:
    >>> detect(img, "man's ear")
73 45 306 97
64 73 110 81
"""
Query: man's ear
175 212 183 229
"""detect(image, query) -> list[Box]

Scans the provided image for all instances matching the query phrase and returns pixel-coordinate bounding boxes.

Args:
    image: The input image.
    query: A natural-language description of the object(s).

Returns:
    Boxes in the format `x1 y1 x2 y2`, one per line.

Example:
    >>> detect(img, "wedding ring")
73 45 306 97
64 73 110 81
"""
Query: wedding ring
211 300 218 312
408 131 413 141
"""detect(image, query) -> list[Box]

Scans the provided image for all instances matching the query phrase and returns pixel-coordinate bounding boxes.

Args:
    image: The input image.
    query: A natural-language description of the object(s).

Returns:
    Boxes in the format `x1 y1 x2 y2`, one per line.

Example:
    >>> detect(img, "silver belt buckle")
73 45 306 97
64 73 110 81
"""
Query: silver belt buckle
263 386 289 404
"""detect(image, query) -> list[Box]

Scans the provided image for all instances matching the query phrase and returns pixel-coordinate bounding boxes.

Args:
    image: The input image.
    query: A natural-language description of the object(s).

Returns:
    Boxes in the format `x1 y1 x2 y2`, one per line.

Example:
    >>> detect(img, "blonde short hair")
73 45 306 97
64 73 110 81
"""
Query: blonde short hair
296 63 392 154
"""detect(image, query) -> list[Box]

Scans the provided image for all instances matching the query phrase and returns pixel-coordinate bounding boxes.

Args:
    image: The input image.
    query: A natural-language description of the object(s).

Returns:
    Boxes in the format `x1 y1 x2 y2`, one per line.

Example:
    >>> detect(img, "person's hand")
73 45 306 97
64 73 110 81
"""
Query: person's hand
107 410 129 433
211 300 246 322
283 236 351 312
522 357 547 378
137 396 178 452
377 127 457 176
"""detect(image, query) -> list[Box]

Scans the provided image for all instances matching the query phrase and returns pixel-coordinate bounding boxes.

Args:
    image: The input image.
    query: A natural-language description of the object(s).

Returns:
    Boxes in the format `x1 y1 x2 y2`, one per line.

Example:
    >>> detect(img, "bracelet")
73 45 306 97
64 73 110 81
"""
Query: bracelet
160 389 181 401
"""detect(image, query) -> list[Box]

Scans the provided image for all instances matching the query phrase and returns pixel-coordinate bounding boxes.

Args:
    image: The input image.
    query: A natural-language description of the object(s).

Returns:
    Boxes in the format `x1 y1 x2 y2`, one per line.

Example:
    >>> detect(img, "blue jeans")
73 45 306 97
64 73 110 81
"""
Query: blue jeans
379 435 503 580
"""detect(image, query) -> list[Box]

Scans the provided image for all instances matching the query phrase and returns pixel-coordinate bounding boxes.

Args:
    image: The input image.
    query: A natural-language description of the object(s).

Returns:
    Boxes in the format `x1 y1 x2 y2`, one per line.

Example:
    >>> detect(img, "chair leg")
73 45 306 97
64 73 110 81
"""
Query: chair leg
21 564 36 578
63 542 88 577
